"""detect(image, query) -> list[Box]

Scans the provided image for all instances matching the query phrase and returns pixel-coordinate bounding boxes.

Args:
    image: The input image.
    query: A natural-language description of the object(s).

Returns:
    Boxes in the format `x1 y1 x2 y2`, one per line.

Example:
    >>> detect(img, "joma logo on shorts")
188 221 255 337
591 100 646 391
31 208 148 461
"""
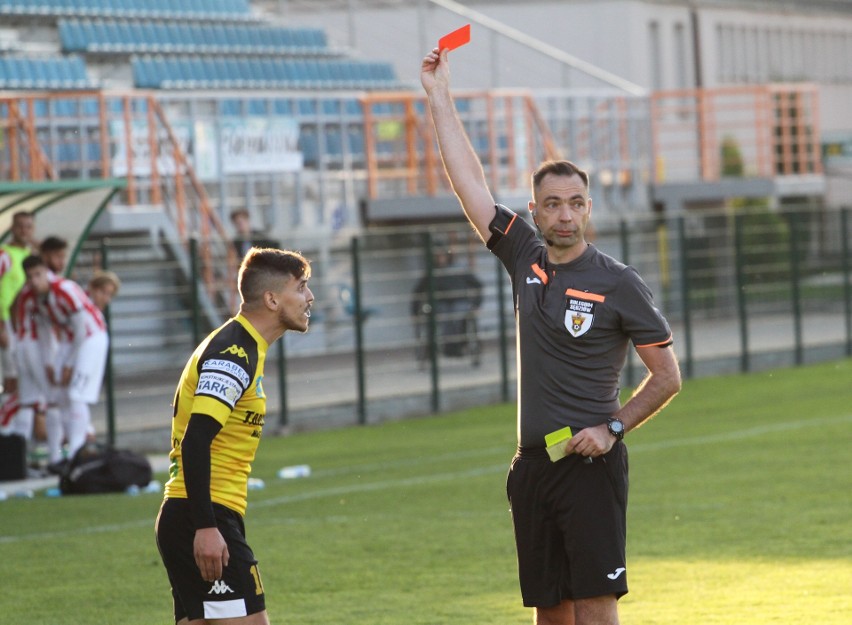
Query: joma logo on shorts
220 344 249 363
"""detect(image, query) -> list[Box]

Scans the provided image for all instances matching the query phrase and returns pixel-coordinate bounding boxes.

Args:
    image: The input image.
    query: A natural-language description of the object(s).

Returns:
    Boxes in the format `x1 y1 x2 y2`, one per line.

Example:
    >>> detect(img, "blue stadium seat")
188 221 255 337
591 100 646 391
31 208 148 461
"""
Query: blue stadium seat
273 99 294 116
347 126 366 161
58 21 85 52
298 128 319 167
297 99 317 115
218 99 240 116
247 100 267 115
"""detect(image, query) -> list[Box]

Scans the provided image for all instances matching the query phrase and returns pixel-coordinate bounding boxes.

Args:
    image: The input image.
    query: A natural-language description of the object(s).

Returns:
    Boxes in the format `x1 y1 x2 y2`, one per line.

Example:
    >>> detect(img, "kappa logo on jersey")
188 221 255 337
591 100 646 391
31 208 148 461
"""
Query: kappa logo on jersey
525 276 542 285
220 344 250 364
255 374 265 399
208 580 234 595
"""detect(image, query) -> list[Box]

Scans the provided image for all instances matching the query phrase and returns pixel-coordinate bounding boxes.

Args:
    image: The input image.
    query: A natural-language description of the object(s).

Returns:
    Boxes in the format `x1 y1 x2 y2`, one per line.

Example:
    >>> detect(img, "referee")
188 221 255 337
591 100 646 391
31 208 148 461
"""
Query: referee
155 247 313 625
421 49 681 625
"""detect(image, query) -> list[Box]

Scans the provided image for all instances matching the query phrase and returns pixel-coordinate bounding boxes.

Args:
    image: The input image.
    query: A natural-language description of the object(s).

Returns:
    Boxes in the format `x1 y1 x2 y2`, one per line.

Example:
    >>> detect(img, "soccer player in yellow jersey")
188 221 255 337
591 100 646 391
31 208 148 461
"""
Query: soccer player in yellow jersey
156 247 313 625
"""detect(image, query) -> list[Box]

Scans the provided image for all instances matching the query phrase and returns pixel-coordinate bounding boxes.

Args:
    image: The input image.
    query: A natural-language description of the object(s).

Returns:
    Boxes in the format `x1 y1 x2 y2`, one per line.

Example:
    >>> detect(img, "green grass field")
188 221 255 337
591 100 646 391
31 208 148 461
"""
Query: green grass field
2 359 850 624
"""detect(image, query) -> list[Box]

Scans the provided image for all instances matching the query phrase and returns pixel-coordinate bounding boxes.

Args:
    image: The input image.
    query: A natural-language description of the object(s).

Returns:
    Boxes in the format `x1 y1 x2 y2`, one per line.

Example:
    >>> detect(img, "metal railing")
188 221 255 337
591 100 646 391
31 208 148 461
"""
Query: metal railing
650 83 821 182
85 204 851 447
0 91 238 318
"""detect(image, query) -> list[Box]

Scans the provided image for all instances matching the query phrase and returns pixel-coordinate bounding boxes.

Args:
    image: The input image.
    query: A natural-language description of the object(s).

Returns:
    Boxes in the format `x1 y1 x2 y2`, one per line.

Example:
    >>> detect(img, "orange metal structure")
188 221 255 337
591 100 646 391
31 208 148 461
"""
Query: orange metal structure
0 90 236 306
358 89 561 200
649 83 821 183
1 84 822 207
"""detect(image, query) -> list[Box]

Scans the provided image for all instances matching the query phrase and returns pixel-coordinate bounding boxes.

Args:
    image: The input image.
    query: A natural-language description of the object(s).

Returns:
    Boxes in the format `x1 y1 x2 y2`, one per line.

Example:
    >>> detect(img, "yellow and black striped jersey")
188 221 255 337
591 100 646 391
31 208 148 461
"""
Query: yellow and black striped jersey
164 314 268 516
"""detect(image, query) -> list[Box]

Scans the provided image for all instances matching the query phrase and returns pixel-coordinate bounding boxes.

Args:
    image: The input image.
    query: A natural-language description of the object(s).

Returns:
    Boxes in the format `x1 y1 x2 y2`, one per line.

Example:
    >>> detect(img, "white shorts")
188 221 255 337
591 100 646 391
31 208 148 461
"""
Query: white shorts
66 331 109 404
1 319 17 380
15 338 57 405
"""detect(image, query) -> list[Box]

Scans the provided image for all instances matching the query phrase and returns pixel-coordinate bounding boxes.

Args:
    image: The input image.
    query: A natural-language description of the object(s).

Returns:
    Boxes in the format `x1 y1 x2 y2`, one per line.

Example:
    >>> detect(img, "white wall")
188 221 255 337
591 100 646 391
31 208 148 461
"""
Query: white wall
272 0 852 133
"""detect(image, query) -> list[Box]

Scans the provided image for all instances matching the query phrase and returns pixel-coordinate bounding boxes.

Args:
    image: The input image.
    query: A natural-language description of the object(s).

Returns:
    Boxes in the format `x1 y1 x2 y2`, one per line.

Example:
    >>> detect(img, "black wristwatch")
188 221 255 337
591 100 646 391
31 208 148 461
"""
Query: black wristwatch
607 418 625 441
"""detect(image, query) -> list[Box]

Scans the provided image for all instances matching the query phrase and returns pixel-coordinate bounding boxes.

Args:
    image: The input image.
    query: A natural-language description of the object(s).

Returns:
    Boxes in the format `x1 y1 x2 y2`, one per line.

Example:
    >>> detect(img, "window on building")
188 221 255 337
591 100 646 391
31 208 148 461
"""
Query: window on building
674 22 689 89
649 21 663 90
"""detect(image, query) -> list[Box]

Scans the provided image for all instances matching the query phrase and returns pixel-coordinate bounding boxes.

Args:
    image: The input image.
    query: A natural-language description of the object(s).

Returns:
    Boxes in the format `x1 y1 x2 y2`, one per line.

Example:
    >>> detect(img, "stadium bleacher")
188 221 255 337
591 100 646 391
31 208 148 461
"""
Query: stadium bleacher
58 19 333 56
0 0 254 21
0 0 405 172
0 0 404 92
131 56 400 90
0 55 96 90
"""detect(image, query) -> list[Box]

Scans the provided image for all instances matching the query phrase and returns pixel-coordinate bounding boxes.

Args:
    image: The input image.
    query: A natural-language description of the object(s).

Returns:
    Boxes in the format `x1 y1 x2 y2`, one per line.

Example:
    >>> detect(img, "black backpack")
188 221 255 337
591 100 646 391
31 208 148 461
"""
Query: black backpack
60 442 153 495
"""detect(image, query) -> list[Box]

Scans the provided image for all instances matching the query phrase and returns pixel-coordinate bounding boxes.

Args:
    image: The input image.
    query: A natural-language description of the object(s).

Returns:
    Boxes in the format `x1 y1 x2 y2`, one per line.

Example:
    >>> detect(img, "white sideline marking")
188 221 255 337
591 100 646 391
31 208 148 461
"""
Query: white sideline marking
629 414 852 453
1 414 849 544
252 464 507 509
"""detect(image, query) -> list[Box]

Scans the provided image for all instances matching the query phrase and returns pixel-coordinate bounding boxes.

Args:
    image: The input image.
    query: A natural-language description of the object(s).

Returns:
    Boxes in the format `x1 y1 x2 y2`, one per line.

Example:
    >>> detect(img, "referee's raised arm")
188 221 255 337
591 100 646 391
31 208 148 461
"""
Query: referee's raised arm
421 47 496 241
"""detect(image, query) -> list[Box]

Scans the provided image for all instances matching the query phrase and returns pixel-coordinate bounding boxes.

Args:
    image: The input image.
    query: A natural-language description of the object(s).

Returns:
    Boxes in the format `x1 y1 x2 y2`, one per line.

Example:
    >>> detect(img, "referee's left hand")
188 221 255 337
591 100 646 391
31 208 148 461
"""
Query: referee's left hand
194 527 230 582
565 424 615 459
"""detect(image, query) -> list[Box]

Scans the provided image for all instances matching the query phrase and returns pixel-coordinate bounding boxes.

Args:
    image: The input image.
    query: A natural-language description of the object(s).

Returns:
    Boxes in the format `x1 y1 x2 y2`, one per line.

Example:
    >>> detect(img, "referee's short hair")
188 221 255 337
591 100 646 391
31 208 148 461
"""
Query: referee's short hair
238 247 310 304
531 160 590 193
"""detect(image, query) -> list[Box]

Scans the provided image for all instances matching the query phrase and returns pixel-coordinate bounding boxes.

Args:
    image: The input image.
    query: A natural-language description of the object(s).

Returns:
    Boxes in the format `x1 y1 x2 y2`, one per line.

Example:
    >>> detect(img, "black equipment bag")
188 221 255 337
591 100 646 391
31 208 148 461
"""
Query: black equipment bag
60 442 153 495
0 433 27 481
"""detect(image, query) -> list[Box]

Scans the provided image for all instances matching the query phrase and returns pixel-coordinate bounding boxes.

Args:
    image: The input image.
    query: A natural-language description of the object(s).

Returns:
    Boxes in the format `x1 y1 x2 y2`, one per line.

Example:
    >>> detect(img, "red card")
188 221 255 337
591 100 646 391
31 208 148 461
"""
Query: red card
438 24 471 52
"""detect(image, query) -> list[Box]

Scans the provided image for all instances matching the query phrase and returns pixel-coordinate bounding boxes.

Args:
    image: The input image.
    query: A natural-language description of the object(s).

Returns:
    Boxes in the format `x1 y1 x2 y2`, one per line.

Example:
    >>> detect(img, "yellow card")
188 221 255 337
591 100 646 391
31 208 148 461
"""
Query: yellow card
544 425 574 462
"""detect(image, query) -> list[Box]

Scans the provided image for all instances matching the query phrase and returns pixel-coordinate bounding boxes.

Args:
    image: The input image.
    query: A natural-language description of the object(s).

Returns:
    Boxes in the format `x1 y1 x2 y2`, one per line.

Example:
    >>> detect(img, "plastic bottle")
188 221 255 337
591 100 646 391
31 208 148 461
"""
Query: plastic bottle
125 484 140 496
247 477 265 490
144 480 162 494
45 487 62 498
277 464 311 479
13 489 34 499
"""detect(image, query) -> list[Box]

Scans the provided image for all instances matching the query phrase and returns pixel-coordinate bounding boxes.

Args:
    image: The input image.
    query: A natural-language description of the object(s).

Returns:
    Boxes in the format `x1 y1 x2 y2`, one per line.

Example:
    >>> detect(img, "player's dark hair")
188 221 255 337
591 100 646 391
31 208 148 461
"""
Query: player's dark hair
238 248 310 304
229 207 250 222
531 160 590 193
40 236 68 254
22 254 45 272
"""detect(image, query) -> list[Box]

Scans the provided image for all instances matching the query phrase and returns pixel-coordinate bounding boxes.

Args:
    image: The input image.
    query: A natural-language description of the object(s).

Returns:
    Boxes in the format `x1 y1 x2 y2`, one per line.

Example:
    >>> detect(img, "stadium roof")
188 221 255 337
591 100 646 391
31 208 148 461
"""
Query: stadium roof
0 178 125 274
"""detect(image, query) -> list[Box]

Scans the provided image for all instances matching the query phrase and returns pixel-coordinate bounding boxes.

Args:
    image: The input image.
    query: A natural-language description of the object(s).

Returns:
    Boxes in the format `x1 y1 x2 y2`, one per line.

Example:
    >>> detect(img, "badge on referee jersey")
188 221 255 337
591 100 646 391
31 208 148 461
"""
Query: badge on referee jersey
564 289 605 338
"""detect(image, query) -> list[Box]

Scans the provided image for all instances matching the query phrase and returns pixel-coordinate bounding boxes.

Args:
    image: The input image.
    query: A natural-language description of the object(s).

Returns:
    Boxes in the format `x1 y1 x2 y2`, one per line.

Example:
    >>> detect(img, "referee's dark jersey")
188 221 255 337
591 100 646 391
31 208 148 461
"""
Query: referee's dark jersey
488 206 672 448
164 314 268 515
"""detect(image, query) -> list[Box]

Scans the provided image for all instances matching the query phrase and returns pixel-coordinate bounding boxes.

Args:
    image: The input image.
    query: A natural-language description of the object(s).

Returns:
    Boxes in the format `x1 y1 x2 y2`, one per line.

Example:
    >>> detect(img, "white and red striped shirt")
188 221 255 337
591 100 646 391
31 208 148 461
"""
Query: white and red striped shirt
38 276 106 343
11 283 42 341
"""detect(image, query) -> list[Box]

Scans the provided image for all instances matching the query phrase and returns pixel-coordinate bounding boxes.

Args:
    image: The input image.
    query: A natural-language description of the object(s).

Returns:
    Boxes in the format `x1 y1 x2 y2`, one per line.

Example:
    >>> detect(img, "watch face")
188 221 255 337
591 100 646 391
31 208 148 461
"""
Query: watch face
609 419 624 434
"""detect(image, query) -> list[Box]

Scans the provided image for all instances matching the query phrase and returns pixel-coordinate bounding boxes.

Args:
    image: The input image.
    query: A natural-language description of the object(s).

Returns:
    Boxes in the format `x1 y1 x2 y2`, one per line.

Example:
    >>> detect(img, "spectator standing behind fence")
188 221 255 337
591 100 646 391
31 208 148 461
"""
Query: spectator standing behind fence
229 208 279 258
422 48 681 625
410 247 483 358
155 248 313 625
22 255 119 468
0 210 37 395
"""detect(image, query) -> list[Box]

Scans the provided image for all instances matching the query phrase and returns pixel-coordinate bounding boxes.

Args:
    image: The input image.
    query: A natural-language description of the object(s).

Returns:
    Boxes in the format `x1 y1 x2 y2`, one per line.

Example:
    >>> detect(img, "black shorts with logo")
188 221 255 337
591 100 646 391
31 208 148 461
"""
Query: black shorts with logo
155 498 266 623
506 442 629 607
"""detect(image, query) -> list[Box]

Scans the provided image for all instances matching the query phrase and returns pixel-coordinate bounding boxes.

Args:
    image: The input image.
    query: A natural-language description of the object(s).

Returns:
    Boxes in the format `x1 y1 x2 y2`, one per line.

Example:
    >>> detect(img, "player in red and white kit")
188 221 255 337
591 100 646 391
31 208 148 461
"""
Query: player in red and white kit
22 255 120 464
9 273 58 446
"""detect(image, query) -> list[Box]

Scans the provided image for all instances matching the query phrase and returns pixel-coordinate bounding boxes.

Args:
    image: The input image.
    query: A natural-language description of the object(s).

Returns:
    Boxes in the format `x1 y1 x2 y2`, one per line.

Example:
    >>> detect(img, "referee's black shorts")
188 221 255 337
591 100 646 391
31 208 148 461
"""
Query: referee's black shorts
506 441 629 607
155 498 266 623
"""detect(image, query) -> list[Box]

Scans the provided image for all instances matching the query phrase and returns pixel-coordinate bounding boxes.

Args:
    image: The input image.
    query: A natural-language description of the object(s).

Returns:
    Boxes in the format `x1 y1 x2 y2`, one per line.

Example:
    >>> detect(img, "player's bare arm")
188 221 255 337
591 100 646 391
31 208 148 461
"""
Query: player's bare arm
567 345 680 458
616 344 681 431
421 48 495 240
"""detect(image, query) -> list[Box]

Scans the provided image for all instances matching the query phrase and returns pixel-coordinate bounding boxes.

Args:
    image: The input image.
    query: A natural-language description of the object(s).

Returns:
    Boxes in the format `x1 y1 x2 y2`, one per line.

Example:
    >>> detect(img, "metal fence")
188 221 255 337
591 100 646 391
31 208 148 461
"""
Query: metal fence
83 203 852 448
